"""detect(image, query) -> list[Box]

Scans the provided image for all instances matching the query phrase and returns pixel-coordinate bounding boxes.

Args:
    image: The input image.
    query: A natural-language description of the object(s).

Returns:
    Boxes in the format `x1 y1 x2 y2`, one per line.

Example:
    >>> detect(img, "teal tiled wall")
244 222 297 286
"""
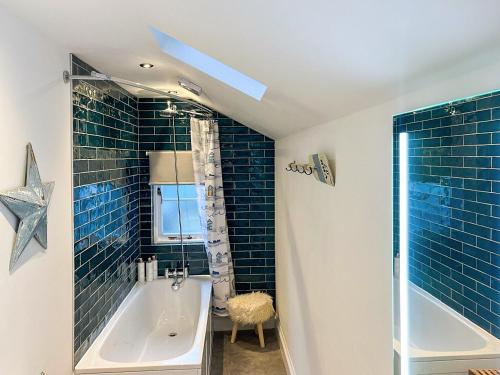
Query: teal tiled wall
73 58 276 362
393 91 500 338
72 56 140 362
137 98 276 298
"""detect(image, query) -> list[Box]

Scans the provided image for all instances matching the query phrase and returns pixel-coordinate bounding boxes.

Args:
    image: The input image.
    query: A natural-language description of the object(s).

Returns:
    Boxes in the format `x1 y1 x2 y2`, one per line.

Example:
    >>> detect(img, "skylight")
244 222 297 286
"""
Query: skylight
150 27 267 101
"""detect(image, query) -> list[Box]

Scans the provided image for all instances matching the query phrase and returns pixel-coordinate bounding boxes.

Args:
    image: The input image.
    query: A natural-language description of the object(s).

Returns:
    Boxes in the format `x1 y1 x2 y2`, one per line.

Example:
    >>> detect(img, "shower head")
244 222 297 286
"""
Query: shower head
183 109 212 117
445 105 457 115
159 100 213 118
159 101 179 117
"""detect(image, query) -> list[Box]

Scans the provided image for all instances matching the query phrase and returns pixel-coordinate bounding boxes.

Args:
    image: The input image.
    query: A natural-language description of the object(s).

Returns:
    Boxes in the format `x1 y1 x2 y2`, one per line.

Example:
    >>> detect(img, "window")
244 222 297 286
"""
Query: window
150 26 267 101
153 184 203 244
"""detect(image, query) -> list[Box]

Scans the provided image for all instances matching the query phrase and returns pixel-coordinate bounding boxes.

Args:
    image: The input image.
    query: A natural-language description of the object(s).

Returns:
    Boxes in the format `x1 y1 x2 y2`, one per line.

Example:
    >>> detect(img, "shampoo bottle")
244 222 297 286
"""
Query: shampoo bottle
152 256 158 280
137 258 145 283
146 257 153 282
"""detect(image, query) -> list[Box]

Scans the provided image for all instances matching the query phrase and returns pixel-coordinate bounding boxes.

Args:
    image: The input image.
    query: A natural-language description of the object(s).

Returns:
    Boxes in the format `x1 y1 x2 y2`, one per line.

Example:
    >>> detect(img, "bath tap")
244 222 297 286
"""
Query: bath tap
171 270 183 291
165 264 188 291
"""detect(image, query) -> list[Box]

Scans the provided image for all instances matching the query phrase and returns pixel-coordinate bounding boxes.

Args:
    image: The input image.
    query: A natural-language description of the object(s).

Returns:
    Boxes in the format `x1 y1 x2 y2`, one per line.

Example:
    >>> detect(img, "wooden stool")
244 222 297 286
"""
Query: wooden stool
227 292 275 348
469 370 499 375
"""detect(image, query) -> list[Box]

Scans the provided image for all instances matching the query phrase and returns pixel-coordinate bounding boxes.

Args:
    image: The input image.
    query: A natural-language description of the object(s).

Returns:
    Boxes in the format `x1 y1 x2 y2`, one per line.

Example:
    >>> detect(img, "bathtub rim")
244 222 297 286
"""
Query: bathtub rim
74 275 212 374
393 280 500 362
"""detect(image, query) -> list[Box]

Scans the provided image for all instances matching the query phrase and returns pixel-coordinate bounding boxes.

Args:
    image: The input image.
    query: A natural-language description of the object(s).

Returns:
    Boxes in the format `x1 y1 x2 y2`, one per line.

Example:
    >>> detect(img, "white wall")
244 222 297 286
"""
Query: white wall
0 6 73 375
275 61 500 375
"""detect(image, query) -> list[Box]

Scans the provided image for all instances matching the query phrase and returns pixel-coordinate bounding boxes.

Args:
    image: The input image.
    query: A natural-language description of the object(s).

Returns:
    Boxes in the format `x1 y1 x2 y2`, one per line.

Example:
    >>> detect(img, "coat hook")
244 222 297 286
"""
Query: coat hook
285 153 335 186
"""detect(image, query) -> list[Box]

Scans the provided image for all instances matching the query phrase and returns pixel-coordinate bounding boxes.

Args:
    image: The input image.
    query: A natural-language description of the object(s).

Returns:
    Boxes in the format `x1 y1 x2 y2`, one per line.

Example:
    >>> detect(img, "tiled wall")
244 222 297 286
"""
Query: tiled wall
72 56 140 361
393 91 500 338
72 56 276 362
138 98 276 297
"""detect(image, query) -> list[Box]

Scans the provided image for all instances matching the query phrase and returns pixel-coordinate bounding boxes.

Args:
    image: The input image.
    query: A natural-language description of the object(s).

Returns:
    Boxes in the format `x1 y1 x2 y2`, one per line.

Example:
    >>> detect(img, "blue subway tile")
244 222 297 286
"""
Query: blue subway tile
395 91 500 338
477 168 500 181
464 157 491 168
464 223 491 239
463 265 490 285
464 309 492 332
452 123 476 136
464 110 491 123
478 145 500 157
477 95 500 110
477 215 500 230
464 133 492 145
452 146 477 157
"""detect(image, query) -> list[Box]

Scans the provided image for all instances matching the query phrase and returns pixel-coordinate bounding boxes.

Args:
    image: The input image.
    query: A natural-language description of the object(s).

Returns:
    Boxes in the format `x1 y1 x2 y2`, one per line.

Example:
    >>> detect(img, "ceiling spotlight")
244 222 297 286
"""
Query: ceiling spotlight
178 78 202 96
139 63 154 68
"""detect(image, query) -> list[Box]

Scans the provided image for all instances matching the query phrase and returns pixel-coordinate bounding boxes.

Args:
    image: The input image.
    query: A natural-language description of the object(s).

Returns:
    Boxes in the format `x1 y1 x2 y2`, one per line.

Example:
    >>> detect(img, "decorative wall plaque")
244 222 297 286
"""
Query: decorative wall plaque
0 143 54 271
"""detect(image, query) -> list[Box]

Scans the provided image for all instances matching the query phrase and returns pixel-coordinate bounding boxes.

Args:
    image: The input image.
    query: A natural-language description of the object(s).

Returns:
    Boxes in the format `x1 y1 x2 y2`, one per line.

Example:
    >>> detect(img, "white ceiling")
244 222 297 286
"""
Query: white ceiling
3 0 500 138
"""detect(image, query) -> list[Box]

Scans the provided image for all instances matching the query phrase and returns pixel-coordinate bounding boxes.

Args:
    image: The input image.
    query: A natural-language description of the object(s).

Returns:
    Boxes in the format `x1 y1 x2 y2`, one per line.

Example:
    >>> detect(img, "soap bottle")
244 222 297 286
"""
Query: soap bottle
152 256 158 280
146 257 154 282
137 258 145 283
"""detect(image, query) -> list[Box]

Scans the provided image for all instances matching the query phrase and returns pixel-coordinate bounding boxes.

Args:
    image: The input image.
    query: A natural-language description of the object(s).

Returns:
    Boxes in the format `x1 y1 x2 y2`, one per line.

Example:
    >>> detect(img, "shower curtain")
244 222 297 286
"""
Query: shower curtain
190 118 235 316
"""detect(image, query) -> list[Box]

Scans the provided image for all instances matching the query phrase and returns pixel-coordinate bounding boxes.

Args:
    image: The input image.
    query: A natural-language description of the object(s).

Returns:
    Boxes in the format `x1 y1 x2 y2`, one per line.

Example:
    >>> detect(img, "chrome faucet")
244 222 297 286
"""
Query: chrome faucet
165 262 189 291
171 269 183 290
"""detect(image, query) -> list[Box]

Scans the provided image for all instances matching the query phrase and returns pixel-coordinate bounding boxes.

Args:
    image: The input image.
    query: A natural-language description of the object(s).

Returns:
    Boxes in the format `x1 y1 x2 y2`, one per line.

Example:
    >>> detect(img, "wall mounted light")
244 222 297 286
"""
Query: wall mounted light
399 132 409 375
139 63 154 68
178 78 202 96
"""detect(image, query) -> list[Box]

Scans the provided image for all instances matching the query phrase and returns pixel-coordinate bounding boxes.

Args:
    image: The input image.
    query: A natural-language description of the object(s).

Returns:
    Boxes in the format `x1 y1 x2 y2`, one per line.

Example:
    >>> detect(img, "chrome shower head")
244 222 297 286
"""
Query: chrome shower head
159 100 178 117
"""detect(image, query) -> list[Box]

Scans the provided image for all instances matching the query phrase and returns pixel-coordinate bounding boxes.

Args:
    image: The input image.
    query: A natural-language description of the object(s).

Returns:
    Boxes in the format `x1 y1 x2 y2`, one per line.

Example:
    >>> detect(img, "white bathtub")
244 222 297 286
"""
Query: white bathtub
75 276 213 375
394 280 500 375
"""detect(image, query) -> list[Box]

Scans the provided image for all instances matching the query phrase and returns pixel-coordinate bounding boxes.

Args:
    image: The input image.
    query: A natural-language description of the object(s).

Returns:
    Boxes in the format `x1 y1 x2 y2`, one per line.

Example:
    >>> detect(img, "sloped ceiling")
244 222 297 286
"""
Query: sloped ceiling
2 0 500 138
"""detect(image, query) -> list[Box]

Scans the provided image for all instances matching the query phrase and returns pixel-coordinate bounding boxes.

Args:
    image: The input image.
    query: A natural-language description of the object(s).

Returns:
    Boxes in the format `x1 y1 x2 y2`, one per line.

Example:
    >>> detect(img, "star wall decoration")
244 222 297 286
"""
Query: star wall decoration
0 143 54 271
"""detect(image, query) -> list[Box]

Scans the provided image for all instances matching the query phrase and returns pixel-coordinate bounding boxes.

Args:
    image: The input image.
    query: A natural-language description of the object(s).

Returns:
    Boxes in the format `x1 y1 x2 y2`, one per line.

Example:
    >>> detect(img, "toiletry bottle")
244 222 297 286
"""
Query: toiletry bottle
152 255 158 280
137 258 145 283
146 257 153 282
184 261 190 278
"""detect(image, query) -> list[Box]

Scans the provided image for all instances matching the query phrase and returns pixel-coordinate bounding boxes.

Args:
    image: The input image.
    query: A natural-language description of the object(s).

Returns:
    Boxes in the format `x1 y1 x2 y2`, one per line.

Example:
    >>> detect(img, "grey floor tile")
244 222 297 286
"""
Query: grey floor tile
211 330 287 375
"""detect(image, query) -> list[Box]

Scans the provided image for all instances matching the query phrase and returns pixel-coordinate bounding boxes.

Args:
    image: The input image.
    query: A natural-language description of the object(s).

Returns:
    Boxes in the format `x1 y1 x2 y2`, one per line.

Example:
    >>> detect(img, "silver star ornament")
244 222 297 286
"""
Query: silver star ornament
0 143 54 271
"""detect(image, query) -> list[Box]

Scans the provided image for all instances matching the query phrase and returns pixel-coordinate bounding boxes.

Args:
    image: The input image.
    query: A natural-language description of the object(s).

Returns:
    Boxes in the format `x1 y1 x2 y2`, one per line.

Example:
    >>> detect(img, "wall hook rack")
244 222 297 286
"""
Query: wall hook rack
286 153 335 187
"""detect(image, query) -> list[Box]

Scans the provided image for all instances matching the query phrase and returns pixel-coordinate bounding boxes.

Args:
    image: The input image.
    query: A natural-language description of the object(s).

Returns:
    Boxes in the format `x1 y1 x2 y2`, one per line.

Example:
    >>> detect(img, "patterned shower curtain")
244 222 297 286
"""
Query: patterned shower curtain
190 118 236 316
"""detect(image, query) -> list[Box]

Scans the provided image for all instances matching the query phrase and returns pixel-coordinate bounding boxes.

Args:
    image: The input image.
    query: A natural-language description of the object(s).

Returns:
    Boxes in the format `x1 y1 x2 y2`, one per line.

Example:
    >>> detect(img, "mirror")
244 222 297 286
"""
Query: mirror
392 92 500 375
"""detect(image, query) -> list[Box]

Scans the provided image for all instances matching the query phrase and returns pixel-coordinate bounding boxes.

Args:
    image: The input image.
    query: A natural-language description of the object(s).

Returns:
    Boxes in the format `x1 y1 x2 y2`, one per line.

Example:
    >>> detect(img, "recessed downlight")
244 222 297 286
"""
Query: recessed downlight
139 63 154 68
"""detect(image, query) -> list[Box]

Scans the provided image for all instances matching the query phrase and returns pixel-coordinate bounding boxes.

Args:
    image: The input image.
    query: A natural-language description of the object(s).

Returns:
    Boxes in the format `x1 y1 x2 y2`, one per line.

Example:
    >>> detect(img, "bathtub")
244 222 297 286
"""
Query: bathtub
394 280 500 375
75 276 213 375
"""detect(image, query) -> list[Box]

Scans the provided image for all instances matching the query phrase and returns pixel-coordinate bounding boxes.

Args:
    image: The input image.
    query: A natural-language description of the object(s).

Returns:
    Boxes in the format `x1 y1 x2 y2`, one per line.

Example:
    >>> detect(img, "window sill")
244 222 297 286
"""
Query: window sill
154 238 204 245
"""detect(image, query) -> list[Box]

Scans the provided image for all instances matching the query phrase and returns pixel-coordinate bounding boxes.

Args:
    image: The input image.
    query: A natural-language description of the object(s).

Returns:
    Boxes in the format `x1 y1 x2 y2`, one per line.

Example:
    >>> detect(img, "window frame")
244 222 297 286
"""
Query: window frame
152 184 204 245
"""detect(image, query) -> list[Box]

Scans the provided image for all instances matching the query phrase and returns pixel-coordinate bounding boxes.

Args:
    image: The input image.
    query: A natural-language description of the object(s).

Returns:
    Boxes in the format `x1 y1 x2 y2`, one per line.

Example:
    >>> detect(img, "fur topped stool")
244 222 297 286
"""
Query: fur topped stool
227 292 275 348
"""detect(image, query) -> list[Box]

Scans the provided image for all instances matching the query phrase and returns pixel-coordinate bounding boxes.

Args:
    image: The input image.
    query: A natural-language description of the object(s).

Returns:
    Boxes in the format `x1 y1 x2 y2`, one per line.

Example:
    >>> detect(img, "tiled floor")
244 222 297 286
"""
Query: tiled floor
211 330 287 375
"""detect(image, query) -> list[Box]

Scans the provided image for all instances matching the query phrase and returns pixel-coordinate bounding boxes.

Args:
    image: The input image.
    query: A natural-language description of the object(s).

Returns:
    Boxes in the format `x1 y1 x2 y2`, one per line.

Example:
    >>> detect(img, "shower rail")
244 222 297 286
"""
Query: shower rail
63 70 213 116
